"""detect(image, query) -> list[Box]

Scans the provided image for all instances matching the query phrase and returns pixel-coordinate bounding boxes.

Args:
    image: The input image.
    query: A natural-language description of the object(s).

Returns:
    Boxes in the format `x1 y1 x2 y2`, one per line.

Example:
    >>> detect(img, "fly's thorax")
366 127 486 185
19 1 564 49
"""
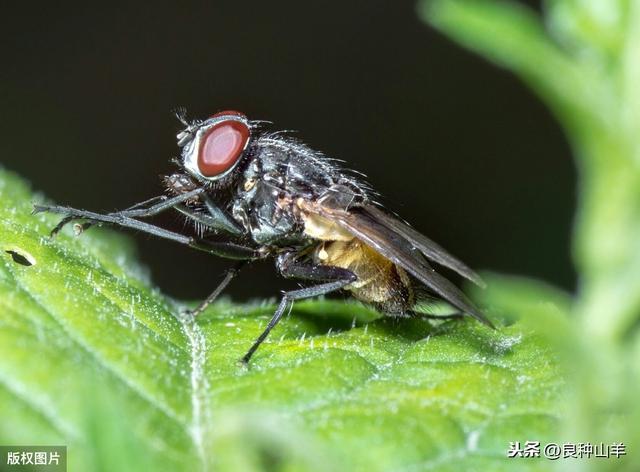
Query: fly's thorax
231 154 305 246
251 137 347 196
229 136 367 246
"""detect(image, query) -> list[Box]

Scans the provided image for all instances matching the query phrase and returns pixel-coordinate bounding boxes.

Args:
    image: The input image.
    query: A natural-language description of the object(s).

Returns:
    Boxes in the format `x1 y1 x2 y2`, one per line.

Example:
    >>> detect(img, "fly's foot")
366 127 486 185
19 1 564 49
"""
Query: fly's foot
179 305 211 318
33 204 97 238
50 216 77 238
179 308 196 318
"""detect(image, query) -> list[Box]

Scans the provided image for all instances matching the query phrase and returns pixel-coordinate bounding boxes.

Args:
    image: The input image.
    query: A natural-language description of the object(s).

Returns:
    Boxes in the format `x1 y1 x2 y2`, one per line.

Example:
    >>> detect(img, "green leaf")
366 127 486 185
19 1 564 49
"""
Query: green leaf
0 168 566 471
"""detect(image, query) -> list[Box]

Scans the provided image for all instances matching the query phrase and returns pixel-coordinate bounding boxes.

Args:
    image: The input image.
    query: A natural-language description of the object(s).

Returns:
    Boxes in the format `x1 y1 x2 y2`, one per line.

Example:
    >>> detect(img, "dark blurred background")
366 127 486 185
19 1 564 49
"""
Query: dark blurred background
0 0 575 301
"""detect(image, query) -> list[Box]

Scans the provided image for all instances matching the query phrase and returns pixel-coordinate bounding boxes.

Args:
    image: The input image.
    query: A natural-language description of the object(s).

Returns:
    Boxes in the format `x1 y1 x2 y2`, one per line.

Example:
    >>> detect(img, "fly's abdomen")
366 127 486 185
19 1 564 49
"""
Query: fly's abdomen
313 238 413 313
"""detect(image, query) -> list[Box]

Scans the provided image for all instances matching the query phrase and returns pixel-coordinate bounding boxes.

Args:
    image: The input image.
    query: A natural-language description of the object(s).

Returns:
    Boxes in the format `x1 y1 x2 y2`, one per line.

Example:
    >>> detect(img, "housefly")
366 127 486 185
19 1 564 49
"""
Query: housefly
35 110 493 364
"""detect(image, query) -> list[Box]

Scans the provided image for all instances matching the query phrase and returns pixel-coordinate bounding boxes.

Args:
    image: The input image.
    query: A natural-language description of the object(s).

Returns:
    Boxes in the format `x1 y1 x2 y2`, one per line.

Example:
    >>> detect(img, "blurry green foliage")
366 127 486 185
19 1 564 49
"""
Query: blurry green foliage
1 168 568 471
420 1 640 471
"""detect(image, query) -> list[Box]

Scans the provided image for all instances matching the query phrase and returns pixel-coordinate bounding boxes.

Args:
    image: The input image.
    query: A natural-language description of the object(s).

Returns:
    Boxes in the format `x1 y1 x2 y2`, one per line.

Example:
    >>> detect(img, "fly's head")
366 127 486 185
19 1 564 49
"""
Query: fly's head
176 110 254 187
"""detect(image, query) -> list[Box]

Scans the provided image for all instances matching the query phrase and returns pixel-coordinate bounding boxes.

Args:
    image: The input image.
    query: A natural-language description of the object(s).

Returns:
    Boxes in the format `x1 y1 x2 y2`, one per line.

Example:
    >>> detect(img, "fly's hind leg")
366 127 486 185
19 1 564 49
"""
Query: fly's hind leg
240 253 357 365
240 279 354 365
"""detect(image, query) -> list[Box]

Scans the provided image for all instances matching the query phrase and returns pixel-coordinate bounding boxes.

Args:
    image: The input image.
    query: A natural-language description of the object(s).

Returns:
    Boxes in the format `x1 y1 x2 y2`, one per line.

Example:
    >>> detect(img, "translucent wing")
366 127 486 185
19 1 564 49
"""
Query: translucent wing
301 201 493 327
362 204 486 288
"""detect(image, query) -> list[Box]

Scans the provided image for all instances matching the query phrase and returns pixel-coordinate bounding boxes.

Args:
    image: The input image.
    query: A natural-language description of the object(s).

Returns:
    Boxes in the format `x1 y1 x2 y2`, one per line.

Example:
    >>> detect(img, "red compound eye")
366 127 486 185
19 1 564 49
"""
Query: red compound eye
197 118 250 177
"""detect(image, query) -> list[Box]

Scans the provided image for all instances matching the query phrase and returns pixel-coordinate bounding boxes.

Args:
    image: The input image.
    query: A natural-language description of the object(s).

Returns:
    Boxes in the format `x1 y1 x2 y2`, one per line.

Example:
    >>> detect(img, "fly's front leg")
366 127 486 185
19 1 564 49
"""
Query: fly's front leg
38 188 244 240
116 188 203 218
35 189 204 237
201 193 244 236
37 195 159 235
123 195 169 211
163 172 243 236
241 252 357 364
121 191 244 238
174 201 243 237
35 203 261 259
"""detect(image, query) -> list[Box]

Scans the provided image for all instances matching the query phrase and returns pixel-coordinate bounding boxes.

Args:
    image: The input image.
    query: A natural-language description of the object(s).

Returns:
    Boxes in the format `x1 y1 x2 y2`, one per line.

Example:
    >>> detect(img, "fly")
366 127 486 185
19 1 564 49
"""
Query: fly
34 110 494 364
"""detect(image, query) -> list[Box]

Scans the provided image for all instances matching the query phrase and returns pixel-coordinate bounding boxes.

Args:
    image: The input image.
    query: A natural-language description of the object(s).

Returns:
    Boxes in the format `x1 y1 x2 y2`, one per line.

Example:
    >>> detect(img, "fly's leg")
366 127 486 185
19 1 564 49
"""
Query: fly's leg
241 278 355 364
115 189 203 218
35 189 204 237
185 261 247 317
241 253 357 364
34 204 260 259
49 216 91 236
174 203 243 236
36 187 244 238
34 203 192 242
123 195 170 211
199 193 244 236
73 195 175 233
155 193 243 236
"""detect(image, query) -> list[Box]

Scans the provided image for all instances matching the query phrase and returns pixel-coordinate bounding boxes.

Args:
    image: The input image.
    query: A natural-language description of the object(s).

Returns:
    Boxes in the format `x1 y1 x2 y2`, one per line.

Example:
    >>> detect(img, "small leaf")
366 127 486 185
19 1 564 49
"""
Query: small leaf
0 168 566 471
